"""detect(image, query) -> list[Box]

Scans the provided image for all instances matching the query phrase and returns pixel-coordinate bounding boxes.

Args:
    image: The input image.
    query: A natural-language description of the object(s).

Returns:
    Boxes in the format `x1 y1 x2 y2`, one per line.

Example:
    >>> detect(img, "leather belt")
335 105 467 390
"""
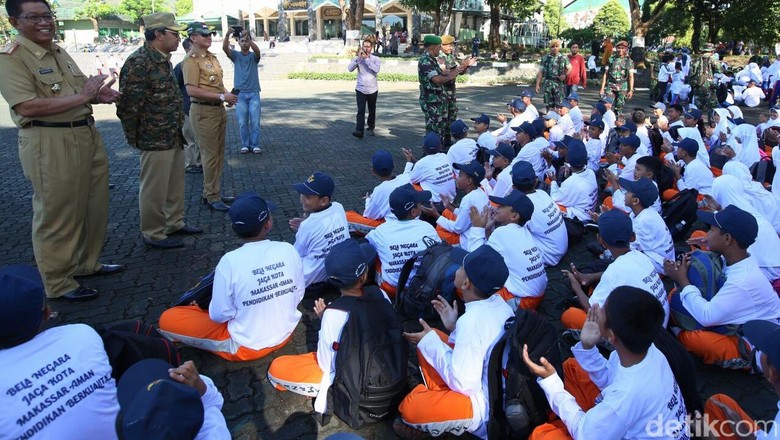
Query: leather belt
192 101 223 107
26 117 95 128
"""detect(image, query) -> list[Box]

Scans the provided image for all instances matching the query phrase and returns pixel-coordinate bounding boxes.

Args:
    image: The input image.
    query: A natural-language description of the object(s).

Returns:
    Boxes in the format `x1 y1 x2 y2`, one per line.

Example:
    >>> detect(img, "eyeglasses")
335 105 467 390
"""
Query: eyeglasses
160 29 182 38
17 13 56 23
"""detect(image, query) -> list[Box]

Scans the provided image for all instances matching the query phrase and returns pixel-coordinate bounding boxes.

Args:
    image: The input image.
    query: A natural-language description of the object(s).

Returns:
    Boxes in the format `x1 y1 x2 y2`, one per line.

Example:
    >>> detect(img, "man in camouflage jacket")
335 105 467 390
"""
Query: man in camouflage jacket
688 43 720 115
600 40 634 113
117 12 202 249
536 39 571 111
438 34 460 144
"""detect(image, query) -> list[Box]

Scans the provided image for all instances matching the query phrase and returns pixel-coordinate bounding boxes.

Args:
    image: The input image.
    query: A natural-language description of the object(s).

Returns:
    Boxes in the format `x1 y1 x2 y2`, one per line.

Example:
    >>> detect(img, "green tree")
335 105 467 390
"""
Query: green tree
174 0 192 15
399 0 452 34
642 2 691 47
76 0 119 33
120 0 168 25
485 0 541 49
543 0 566 39
628 0 669 40
722 0 780 47
592 0 629 39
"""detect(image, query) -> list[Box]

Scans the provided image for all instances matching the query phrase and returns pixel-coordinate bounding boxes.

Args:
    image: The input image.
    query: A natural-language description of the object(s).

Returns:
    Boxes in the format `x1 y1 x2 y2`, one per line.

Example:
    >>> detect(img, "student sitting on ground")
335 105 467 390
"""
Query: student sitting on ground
513 121 550 182
567 92 584 132
447 120 478 169
493 98 530 143
160 192 305 361
393 245 514 439
605 133 642 182
267 239 381 414
561 210 669 330
289 172 350 293
345 150 410 235
666 138 714 198
512 161 568 267
583 115 606 172
556 101 575 136
0 265 120 439
422 159 489 248
605 155 666 213
366 184 441 298
483 141 517 198
469 190 547 310
619 177 675 275
402 132 456 212
665 205 780 369
550 138 598 223
524 286 689 440
722 161 780 234
471 114 497 152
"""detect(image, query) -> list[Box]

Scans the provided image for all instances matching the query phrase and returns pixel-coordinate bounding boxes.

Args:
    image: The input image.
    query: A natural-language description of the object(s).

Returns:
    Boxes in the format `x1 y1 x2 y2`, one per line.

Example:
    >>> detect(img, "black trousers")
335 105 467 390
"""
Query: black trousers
355 90 378 132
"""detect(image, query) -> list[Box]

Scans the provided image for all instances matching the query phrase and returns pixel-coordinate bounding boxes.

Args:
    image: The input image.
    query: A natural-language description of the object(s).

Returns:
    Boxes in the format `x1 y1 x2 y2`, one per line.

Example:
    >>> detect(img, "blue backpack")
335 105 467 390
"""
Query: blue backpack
670 250 732 334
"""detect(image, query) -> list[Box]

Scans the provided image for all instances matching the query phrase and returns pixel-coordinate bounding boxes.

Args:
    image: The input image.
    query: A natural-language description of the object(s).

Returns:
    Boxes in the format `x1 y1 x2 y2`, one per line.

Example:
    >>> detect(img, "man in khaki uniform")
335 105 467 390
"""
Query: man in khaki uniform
117 12 203 249
0 0 123 301
183 21 238 212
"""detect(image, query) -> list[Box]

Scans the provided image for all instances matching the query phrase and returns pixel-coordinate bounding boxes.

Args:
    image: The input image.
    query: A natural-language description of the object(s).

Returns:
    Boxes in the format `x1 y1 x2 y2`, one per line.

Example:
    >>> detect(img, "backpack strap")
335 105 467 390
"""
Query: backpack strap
394 254 420 309
486 316 514 440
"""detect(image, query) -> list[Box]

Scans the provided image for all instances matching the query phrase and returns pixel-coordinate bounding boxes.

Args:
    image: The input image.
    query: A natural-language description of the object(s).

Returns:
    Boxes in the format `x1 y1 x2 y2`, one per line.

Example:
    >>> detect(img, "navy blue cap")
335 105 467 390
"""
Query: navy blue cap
507 98 527 111
618 121 637 133
598 209 633 247
619 177 659 208
117 359 204 440
600 96 614 104
543 111 560 121
454 159 486 182
593 102 607 115
553 134 573 150
229 192 276 236
531 119 546 136
556 101 571 109
683 108 702 120
449 245 509 295
566 138 588 167
771 105 780 112
512 121 537 138
470 113 490 125
488 142 516 161
423 131 442 153
519 89 534 98
697 205 758 247
584 116 605 130
675 138 699 156
566 92 579 101
325 239 377 286
371 149 395 175
389 183 432 217
294 171 335 197
728 117 746 126
743 320 780 369
0 265 45 349
450 119 469 135
489 190 534 220
618 134 641 149
512 161 536 186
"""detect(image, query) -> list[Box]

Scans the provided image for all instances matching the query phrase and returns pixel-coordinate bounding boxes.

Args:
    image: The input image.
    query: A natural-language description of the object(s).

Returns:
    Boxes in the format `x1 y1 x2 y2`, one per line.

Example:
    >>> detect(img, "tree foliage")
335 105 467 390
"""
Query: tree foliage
174 0 192 15
628 0 668 38
399 0 452 34
76 0 119 32
119 0 168 24
485 0 541 49
592 0 629 39
641 2 691 47
543 0 566 39
721 0 780 47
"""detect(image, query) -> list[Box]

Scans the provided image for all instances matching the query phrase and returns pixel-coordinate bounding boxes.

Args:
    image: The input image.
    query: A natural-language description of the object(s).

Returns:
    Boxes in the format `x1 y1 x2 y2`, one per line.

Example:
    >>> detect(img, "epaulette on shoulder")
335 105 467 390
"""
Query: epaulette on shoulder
0 42 19 55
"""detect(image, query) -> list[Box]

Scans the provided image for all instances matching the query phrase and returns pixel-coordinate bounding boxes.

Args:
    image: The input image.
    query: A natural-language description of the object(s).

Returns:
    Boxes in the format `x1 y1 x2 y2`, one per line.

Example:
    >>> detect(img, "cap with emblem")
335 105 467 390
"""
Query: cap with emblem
470 114 490 125
389 184 432 217
584 116 605 130
143 13 187 31
186 22 216 36
488 142 516 161
506 98 526 112
441 35 455 45
423 131 442 153
449 245 509 296
619 177 659 208
423 35 442 45
450 119 468 135
293 171 335 198
228 192 276 237
325 239 377 286
512 121 537 138
453 160 485 183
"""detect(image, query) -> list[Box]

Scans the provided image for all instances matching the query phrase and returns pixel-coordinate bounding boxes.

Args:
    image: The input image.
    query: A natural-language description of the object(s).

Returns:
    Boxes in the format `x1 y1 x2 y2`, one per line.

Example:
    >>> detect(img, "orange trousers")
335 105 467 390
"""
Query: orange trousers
529 358 600 440
561 307 587 330
435 209 461 245
345 210 385 236
703 394 758 438
398 329 474 434
158 305 292 361
497 286 544 310
267 352 323 397
677 329 745 367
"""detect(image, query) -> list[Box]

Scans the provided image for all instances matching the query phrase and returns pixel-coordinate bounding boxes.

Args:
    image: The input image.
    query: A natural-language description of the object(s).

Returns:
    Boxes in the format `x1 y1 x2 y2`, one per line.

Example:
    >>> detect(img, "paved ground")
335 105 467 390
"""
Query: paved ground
0 68 777 439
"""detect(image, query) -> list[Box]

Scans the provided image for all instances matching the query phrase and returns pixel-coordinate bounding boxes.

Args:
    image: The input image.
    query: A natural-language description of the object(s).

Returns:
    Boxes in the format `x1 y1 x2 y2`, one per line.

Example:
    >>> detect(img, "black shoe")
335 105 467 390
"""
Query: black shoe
185 165 203 174
206 200 230 212
171 224 204 235
367 129 375 136
109 183 116 189
221 196 236 204
57 286 99 301
352 131 364 139
586 241 606 257
143 236 185 249
95 264 124 275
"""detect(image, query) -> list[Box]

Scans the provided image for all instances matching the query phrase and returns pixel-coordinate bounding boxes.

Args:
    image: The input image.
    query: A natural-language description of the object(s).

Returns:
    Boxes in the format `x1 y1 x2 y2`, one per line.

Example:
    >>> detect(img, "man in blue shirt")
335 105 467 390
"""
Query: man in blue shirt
222 27 262 154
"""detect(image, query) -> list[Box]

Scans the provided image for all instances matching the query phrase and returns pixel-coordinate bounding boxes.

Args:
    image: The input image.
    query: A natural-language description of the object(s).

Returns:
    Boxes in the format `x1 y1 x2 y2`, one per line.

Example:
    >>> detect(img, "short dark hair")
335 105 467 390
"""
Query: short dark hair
144 27 164 41
716 227 750 250
604 286 664 355
669 104 683 114
452 131 467 141
6 0 50 17
636 155 662 180
513 181 536 193
182 37 192 51
632 110 646 124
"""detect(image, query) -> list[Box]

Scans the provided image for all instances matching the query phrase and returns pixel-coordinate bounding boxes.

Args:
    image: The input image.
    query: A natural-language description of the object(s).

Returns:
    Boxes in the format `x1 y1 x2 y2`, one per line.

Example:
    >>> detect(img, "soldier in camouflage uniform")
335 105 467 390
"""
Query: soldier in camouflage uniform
418 35 474 138
438 34 460 145
600 40 635 114
535 39 571 111
117 13 202 249
688 43 720 116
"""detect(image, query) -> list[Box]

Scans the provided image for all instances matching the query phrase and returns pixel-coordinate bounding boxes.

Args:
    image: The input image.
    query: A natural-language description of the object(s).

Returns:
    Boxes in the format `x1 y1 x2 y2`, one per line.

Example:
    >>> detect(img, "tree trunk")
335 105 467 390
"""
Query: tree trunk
349 0 357 29
488 3 500 49
277 0 287 40
355 0 364 35
438 0 455 34
90 17 99 33
307 0 316 40
433 10 441 35
691 11 701 53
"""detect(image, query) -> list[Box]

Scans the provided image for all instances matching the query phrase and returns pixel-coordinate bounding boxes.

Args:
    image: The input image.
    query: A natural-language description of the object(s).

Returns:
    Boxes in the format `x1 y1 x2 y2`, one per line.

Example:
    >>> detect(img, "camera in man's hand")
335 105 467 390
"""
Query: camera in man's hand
231 25 243 37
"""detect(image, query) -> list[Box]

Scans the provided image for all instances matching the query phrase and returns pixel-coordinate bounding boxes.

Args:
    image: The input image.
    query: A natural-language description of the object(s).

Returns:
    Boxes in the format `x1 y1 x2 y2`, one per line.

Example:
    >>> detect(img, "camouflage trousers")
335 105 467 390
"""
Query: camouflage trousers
607 84 629 113
420 95 448 137
693 84 718 115
444 91 458 128
543 80 565 109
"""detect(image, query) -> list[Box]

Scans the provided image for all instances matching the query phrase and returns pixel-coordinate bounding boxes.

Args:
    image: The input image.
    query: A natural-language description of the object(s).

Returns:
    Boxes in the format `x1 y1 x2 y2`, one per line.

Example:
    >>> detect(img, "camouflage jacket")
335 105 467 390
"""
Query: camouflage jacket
117 42 184 151
688 55 719 87
419 51 444 100
605 55 634 86
541 53 570 81
437 52 458 93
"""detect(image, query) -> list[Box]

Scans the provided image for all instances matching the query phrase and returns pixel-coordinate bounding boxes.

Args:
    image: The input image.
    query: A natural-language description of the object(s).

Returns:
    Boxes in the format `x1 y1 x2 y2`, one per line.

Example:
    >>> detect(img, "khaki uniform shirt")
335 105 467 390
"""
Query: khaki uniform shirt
0 36 92 127
182 49 225 98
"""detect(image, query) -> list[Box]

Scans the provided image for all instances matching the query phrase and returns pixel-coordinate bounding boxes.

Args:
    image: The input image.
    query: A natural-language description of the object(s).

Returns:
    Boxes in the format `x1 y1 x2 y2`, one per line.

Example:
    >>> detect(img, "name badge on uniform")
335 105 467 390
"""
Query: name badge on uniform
38 67 54 74
205 63 213 69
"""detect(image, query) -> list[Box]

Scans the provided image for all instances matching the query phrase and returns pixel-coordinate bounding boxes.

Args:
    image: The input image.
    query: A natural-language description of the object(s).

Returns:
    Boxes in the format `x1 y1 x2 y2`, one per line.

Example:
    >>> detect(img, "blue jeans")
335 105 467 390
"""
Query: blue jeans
236 92 260 148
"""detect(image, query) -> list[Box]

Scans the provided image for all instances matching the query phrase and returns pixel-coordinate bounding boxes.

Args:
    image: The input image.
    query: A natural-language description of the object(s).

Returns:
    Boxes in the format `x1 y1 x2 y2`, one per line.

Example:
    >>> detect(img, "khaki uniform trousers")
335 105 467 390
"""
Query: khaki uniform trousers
18 125 109 298
182 114 201 168
189 104 226 202
139 148 185 241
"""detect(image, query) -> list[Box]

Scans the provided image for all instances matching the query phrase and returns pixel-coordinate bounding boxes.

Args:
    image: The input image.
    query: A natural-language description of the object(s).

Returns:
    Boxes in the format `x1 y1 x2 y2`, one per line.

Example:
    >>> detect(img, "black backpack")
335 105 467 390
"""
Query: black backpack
94 320 181 380
324 286 408 428
662 188 699 240
487 309 562 440
395 242 458 320
173 271 214 309
750 156 776 188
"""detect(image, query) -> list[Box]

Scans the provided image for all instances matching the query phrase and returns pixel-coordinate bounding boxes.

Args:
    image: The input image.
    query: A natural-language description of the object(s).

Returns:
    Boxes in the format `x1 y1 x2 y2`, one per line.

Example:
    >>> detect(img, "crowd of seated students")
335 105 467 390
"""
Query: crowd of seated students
7 92 780 440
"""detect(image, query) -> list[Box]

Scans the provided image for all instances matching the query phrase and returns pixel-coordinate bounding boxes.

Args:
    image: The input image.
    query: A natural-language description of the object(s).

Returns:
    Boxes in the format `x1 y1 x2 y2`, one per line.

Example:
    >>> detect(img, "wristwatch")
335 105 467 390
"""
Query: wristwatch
219 93 225 102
